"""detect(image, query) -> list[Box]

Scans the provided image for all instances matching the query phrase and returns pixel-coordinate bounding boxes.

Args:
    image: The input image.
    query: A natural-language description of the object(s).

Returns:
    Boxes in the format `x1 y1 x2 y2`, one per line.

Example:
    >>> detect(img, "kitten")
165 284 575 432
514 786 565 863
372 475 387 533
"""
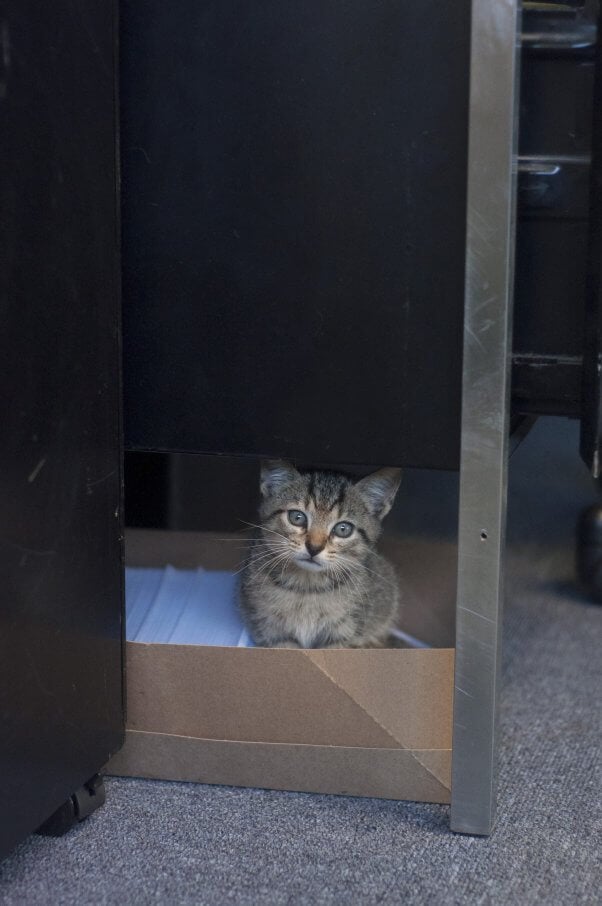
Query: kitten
239 461 402 648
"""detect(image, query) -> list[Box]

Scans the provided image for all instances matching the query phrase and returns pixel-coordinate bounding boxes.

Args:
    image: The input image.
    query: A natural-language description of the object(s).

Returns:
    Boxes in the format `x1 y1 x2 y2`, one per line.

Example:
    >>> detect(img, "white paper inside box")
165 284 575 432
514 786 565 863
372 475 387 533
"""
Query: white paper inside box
106 530 454 803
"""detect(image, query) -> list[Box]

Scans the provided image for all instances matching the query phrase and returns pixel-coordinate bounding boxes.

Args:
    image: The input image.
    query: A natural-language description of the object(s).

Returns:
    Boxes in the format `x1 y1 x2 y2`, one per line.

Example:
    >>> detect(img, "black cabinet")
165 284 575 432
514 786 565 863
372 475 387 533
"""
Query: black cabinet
513 4 598 421
0 1 123 857
121 1 471 470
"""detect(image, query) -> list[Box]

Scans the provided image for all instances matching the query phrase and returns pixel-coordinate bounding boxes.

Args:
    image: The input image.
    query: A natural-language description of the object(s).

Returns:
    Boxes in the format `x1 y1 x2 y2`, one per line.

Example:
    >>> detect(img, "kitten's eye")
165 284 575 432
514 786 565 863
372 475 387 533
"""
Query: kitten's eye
287 509 308 528
332 521 354 538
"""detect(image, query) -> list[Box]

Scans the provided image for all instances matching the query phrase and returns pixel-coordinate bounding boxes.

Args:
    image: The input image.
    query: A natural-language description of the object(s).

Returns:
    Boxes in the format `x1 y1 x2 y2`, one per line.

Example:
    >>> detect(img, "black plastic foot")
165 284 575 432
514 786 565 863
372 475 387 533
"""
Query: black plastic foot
36 774 106 838
576 504 602 604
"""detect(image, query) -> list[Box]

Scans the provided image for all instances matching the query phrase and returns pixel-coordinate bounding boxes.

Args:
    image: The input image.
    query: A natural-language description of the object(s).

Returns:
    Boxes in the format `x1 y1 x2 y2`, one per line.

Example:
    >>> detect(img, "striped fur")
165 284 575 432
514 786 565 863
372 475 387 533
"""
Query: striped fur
239 461 402 648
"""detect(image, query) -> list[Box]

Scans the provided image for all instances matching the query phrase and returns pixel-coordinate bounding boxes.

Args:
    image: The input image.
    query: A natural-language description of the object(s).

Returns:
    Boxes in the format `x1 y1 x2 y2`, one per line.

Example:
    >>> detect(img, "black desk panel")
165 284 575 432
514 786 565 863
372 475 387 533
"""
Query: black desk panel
0 1 123 856
121 1 470 469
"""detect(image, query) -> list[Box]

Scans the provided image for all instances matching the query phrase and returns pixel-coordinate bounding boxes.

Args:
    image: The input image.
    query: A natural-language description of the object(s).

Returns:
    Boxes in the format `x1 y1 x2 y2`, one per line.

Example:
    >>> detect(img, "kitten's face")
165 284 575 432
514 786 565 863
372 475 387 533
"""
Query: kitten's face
258 462 402 576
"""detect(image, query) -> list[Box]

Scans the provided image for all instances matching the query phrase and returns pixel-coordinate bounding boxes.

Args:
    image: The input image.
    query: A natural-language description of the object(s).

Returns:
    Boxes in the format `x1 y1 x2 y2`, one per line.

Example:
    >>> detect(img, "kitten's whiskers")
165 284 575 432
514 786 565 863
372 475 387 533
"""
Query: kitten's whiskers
233 540 291 575
238 519 290 542
338 555 396 589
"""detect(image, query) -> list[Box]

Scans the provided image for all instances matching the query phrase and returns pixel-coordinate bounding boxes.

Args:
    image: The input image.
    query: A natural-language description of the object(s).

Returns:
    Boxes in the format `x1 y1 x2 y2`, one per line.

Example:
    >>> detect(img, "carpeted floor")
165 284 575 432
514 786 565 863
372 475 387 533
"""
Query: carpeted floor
1 419 601 904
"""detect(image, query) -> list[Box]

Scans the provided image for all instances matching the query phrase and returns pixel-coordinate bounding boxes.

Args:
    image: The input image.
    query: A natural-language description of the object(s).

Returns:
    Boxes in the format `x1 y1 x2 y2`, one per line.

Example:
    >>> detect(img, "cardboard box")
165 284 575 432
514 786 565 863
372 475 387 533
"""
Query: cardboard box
107 530 454 803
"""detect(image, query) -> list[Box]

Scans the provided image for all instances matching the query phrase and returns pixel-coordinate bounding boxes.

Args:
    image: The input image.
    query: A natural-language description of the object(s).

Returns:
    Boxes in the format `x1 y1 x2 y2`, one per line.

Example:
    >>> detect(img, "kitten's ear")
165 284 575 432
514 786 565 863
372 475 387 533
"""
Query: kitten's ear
355 468 402 519
260 460 299 497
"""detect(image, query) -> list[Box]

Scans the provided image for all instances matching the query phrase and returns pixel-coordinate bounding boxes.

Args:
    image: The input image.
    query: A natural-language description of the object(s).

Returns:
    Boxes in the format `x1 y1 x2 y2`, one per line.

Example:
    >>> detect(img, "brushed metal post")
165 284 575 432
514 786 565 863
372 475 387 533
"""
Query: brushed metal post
450 0 521 835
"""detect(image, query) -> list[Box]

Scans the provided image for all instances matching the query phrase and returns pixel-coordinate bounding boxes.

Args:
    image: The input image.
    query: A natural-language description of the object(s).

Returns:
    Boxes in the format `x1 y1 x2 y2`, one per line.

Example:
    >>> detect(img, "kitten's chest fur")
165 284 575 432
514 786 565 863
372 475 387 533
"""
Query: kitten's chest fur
240 547 399 648
256 581 356 649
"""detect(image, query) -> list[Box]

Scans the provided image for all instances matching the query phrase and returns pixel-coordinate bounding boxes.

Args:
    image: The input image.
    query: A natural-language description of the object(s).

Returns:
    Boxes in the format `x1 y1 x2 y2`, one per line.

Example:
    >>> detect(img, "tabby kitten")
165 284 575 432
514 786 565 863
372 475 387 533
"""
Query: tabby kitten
239 461 402 648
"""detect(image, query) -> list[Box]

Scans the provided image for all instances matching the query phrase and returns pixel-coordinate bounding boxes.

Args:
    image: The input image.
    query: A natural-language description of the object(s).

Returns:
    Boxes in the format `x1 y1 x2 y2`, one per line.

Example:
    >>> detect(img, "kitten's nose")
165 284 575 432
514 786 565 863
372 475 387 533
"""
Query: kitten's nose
306 540 325 558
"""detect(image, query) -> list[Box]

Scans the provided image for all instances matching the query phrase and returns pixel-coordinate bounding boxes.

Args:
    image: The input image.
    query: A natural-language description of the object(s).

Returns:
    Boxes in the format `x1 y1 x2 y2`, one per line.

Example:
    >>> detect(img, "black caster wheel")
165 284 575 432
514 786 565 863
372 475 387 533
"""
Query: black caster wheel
36 774 106 838
576 504 602 604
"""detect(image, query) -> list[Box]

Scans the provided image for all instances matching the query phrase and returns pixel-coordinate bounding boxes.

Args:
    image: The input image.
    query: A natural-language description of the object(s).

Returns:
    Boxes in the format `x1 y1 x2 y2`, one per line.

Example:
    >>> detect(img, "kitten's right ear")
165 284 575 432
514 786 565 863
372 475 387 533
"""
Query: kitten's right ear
355 467 402 519
260 460 299 497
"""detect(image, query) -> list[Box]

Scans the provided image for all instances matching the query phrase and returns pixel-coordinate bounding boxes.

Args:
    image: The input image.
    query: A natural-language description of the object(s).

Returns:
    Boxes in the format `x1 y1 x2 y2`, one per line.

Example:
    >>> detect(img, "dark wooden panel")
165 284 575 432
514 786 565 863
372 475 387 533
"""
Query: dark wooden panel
0 1 123 856
121 1 470 470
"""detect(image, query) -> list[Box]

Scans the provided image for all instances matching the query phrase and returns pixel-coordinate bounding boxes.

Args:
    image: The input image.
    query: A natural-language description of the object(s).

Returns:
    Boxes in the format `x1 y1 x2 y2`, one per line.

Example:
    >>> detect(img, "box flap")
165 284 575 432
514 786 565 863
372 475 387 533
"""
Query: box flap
306 648 453 749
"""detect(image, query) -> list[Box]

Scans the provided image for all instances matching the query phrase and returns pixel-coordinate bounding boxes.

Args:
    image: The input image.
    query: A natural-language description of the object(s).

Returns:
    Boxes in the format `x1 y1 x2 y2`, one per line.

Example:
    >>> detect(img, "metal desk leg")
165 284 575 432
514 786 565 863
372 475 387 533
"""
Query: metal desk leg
450 0 521 835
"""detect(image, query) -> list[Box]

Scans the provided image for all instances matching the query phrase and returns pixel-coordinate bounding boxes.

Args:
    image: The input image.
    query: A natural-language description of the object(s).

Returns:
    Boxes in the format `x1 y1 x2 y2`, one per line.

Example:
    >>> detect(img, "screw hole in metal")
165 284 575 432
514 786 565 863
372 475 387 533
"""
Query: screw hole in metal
480 530 488 541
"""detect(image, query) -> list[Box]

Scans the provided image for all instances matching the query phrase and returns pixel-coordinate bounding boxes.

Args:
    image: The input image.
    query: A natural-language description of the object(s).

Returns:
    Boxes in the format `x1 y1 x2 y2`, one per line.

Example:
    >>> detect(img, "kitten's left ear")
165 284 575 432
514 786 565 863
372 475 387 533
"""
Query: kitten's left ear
260 460 299 497
355 468 402 519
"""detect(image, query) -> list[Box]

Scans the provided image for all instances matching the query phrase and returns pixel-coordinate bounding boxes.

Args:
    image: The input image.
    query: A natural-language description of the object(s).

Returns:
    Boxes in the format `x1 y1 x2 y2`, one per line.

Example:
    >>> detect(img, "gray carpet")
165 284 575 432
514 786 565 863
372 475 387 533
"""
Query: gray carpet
1 419 601 905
